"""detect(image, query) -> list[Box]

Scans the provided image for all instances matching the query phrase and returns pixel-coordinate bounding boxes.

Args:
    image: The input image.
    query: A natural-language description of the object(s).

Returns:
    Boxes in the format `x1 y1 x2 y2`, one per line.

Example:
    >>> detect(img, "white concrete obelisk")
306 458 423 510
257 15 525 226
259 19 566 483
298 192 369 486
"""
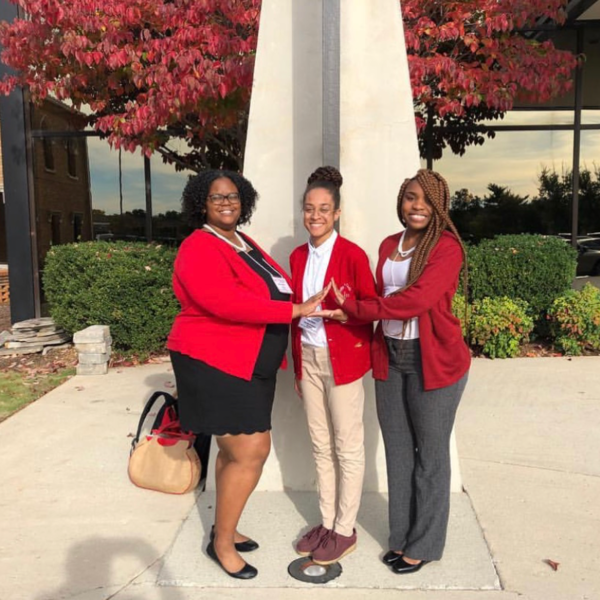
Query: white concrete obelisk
208 0 462 494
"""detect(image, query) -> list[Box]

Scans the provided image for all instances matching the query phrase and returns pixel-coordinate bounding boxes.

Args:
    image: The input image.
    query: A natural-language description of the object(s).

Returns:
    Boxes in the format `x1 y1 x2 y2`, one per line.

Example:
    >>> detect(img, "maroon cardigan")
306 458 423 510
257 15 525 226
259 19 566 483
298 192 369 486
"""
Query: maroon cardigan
343 231 470 390
167 229 293 381
290 235 377 385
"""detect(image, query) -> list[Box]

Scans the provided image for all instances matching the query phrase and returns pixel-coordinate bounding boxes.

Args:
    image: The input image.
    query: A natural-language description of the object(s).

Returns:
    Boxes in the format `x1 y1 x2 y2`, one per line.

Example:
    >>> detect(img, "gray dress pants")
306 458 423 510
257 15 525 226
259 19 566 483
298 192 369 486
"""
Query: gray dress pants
375 338 468 561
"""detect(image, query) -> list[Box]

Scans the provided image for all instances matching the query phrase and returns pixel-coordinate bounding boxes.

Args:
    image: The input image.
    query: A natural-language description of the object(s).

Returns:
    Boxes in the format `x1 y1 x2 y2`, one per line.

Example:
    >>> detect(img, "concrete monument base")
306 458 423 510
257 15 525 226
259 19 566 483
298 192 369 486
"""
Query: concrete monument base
158 491 500 590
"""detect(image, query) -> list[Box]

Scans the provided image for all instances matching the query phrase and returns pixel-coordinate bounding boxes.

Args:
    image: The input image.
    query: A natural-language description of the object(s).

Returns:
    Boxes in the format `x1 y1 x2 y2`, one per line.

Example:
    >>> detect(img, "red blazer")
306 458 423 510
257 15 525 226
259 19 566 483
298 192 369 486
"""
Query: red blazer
290 235 377 386
343 231 471 391
167 229 293 381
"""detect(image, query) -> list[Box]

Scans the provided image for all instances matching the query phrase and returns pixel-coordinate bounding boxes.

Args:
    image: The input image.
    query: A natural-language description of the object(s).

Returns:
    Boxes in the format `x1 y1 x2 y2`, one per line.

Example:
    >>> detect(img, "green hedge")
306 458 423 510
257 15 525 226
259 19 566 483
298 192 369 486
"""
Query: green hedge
466 235 577 323
547 283 600 355
43 241 179 354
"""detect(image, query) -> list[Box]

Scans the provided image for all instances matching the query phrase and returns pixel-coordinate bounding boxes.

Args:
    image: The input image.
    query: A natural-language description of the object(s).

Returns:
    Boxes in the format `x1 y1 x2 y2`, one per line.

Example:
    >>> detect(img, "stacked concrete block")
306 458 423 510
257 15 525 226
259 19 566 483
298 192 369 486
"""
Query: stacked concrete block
0 317 71 356
74 325 112 375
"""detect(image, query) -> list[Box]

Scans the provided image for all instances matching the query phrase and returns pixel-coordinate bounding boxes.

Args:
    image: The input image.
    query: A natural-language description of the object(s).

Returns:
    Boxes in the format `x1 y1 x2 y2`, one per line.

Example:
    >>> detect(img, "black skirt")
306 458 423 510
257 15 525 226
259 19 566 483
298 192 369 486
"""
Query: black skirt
170 350 278 436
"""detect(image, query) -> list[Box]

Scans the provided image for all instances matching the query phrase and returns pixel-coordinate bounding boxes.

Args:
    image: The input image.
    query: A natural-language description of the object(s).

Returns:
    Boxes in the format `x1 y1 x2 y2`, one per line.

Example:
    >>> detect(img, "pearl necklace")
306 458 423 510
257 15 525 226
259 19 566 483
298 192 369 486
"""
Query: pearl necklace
397 230 416 258
203 224 248 252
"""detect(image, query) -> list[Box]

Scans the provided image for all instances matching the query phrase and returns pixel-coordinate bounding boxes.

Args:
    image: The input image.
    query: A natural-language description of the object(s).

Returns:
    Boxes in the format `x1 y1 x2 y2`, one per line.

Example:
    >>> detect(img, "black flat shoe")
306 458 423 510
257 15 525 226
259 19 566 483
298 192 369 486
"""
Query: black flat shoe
206 540 258 580
391 556 429 574
382 550 403 565
210 525 259 552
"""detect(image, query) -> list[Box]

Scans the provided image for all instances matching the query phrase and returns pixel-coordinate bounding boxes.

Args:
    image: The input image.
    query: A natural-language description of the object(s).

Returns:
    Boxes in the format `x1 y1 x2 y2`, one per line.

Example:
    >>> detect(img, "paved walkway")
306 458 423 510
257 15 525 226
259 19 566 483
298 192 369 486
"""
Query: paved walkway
0 356 598 600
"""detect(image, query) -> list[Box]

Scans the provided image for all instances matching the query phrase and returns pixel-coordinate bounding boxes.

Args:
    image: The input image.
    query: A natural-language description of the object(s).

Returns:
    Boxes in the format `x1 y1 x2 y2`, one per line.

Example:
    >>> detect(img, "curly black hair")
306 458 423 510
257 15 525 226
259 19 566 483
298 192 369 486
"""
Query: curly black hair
181 170 259 228
303 165 343 209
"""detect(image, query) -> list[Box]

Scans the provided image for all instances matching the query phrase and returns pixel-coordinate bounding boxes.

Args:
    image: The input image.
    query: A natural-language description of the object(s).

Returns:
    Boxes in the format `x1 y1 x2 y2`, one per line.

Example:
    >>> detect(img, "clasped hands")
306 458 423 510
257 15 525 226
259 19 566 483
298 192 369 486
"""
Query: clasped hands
291 279 348 322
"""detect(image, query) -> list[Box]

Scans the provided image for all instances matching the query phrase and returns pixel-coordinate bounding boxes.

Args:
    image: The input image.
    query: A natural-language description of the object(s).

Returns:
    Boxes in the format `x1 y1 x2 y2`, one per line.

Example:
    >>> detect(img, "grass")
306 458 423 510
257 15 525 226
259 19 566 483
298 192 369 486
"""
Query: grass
0 367 75 422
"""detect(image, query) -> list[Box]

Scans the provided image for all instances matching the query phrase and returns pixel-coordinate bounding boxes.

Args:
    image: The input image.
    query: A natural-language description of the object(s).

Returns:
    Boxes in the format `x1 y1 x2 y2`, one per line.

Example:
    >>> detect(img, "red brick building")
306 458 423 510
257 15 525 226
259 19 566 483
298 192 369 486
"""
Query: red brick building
0 98 92 294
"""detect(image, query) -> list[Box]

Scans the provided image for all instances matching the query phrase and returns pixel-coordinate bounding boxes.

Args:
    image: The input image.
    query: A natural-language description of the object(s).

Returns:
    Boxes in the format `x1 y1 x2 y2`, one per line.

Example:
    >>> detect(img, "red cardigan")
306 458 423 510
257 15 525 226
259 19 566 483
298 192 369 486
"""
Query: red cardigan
167 229 293 380
343 231 471 390
290 235 377 386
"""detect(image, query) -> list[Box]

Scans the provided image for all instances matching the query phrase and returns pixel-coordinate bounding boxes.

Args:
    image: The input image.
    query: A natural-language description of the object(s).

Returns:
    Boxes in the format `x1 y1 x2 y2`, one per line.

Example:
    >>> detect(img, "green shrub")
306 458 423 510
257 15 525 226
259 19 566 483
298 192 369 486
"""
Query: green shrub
547 283 600 355
43 241 179 354
451 293 469 338
467 235 577 323
469 296 534 359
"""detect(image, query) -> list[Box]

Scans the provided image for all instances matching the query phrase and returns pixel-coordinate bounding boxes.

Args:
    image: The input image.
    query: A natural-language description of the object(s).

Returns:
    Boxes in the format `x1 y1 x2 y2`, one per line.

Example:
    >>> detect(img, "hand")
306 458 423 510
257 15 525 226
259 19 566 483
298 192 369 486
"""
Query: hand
292 281 332 319
330 278 346 306
309 308 348 323
294 378 303 399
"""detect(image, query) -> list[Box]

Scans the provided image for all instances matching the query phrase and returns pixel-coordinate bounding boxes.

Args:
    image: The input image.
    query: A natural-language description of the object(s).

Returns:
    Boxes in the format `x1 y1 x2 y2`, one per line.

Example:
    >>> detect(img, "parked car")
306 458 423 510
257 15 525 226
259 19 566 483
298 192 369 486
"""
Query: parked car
576 237 600 276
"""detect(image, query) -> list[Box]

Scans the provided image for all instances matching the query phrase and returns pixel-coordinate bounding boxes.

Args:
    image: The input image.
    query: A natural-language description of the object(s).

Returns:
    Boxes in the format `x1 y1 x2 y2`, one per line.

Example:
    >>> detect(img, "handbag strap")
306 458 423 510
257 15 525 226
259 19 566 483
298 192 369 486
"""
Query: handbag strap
132 391 177 450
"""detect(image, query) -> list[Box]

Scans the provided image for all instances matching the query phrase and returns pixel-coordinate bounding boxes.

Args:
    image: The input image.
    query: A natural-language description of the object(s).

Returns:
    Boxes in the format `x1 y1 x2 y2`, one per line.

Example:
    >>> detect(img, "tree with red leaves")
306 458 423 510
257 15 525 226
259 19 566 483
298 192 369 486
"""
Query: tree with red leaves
0 0 578 170
0 0 260 171
402 0 578 160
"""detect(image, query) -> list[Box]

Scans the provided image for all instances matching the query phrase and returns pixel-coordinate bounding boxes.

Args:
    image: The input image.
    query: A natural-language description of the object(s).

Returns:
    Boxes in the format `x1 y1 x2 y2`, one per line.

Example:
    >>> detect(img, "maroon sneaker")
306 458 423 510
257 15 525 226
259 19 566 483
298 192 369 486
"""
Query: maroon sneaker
312 529 357 565
295 524 331 557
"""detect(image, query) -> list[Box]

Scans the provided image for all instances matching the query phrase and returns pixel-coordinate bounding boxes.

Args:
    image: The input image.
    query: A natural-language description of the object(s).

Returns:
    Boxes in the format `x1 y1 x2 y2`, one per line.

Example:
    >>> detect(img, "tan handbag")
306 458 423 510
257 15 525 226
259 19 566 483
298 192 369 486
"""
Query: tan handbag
128 391 200 494
128 436 200 494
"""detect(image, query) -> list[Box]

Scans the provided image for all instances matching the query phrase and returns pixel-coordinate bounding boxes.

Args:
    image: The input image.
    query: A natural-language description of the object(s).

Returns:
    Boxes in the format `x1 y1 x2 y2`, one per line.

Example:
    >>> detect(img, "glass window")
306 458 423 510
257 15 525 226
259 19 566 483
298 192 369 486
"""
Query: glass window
485 109 574 127
66 139 78 178
513 28 577 110
88 140 148 243
43 137 55 171
431 127 575 240
72 213 83 241
432 127 574 199
578 130 600 236
582 26 600 113
87 137 193 245
50 212 61 245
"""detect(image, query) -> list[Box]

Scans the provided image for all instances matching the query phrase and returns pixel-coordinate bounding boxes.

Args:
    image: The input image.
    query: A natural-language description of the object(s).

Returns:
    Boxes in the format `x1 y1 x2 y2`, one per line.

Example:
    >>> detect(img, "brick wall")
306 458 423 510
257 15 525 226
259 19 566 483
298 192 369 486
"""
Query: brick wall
30 99 93 270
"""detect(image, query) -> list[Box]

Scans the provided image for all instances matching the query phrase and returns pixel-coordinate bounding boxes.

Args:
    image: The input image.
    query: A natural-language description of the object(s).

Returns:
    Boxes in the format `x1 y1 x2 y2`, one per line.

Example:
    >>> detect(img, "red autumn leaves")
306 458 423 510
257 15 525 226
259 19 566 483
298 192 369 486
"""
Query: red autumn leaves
0 0 578 168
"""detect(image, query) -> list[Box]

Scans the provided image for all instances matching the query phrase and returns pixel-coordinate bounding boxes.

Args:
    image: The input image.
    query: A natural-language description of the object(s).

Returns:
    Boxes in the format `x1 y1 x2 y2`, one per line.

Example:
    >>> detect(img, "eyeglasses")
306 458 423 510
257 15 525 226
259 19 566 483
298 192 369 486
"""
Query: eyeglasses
303 207 335 216
208 193 241 205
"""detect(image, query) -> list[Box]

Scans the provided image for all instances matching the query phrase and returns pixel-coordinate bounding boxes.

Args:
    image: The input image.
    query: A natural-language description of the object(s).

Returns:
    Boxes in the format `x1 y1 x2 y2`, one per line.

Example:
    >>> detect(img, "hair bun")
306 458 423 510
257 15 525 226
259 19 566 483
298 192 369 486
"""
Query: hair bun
307 166 343 189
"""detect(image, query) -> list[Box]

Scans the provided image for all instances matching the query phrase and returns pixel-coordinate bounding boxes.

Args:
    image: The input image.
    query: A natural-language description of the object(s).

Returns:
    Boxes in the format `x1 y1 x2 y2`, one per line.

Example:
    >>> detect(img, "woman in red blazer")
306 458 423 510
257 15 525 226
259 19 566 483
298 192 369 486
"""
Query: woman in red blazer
322 169 470 574
289 166 377 565
168 170 326 581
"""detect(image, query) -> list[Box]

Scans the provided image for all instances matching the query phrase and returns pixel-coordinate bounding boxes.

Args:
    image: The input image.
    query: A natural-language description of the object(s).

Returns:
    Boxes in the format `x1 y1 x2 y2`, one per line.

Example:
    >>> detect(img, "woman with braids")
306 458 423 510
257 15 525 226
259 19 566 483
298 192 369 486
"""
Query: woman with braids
289 166 377 565
316 169 470 574
167 170 327 580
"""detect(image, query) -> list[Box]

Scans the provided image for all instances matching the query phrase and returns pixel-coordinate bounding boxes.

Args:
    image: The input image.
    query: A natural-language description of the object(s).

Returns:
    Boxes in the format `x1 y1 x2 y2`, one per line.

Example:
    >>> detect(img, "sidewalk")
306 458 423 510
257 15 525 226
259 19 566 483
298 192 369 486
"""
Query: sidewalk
0 356 598 600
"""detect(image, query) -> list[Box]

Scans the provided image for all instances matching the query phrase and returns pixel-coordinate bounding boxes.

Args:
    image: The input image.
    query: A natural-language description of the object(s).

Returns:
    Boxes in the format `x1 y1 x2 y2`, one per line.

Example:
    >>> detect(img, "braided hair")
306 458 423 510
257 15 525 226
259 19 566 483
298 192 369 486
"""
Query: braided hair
397 169 468 300
304 165 343 208
181 169 258 228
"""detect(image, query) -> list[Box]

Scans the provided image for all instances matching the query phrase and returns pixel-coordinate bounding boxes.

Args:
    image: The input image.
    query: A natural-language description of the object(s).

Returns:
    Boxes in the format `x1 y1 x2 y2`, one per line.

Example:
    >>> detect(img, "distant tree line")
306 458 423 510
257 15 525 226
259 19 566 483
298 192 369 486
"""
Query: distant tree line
450 167 600 243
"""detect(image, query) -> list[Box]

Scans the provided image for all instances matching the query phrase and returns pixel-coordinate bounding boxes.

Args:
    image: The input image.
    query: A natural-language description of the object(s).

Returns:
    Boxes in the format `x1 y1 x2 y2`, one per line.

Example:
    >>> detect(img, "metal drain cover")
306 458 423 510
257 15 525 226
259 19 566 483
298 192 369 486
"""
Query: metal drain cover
288 557 342 584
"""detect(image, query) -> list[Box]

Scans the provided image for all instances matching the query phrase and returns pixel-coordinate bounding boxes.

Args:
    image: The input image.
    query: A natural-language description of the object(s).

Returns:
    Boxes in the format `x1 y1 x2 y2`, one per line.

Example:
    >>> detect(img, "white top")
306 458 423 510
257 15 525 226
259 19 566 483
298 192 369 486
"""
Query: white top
300 230 338 347
382 256 419 340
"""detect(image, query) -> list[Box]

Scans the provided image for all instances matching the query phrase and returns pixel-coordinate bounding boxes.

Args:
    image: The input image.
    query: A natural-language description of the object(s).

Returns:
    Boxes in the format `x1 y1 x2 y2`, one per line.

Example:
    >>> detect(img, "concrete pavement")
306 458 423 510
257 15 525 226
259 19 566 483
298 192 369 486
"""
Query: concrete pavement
0 356 598 600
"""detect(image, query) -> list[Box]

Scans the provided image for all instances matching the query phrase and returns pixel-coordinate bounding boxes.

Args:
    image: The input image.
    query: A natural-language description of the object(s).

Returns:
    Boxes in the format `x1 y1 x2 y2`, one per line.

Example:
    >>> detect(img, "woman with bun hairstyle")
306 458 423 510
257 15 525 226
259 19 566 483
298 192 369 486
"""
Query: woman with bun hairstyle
289 166 377 565
320 169 470 574
168 170 328 581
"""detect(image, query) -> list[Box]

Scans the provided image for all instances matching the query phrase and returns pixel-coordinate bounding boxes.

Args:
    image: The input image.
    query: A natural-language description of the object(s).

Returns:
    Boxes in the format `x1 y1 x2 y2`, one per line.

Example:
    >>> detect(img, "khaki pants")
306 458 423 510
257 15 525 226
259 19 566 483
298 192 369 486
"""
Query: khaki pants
300 345 366 537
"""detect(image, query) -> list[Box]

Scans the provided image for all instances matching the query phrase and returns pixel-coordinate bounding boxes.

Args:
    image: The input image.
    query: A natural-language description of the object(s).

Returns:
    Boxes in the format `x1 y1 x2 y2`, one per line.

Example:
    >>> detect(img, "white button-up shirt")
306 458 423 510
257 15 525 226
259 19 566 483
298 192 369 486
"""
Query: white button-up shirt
300 230 338 347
